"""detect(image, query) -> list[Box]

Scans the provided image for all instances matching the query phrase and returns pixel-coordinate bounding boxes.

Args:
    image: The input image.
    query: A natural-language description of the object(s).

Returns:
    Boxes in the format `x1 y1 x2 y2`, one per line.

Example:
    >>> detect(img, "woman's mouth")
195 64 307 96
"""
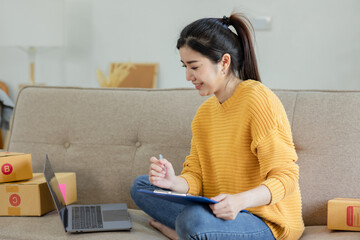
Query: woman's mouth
194 83 203 90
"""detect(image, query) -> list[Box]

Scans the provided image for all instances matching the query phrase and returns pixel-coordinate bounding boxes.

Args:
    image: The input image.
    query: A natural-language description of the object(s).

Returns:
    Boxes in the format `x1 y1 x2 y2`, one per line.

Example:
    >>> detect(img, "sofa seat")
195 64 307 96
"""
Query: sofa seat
301 226 360 240
0 209 359 239
0 209 167 240
1 209 359 240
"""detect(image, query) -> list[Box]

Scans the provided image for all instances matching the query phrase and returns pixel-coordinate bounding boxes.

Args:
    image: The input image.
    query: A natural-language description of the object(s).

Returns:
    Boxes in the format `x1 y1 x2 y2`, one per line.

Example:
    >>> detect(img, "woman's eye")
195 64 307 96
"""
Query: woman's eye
181 65 198 70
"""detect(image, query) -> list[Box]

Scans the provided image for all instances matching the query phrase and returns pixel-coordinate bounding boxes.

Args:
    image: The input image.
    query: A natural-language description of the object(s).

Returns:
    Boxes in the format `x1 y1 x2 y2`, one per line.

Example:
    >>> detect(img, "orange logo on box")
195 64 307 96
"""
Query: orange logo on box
347 206 360 227
1 163 13 175
9 194 21 207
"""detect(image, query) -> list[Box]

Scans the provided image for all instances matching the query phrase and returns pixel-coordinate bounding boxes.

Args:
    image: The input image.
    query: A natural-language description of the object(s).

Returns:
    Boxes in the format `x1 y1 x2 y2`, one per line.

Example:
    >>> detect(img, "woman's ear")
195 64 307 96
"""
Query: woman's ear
221 53 231 73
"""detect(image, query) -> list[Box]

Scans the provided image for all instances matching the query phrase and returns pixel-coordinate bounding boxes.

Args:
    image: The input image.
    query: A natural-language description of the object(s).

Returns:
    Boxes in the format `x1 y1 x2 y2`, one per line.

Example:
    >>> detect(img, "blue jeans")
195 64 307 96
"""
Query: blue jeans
130 175 275 240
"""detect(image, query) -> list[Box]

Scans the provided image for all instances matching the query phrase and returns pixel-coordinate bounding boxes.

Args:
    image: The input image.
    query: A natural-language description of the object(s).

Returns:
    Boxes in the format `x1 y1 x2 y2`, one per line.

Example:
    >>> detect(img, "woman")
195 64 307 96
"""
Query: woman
131 13 304 240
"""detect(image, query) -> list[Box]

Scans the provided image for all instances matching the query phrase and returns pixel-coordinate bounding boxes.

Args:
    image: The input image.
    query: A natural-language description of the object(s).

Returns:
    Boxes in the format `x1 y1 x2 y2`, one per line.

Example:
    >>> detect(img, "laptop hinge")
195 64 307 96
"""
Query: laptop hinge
59 206 68 231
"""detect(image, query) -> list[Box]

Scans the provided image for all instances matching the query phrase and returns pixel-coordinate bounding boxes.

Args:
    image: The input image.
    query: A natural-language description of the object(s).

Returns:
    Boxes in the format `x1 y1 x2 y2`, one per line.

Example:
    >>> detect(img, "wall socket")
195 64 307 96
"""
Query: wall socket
251 17 272 30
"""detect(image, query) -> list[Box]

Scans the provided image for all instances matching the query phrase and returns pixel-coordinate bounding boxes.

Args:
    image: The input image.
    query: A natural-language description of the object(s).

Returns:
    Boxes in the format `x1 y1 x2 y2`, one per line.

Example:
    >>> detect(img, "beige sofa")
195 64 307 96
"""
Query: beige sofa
1 86 360 240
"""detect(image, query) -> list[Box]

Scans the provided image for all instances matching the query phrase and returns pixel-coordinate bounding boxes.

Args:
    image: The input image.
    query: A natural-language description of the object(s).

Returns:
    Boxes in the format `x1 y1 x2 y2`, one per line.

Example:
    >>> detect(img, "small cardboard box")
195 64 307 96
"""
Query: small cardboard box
0 152 33 183
328 198 360 231
0 172 77 216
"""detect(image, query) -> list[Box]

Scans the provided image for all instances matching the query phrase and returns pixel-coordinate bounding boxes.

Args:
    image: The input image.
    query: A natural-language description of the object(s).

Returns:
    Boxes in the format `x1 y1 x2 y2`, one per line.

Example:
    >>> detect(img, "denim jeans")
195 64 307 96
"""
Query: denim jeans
130 175 275 240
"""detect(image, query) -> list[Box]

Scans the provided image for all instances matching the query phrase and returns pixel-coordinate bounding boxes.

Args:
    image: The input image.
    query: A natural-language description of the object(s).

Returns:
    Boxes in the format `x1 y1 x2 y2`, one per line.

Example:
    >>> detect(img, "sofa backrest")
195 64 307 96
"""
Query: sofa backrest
7 86 360 226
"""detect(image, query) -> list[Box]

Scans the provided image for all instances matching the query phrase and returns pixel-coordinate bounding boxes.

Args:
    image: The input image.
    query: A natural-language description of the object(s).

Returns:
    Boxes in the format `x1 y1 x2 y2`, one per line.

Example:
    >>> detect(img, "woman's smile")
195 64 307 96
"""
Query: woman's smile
194 82 203 90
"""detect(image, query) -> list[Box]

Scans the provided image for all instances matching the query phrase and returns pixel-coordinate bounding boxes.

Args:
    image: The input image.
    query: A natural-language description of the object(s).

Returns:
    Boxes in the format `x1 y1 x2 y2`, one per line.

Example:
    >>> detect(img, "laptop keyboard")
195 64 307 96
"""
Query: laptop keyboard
72 206 103 229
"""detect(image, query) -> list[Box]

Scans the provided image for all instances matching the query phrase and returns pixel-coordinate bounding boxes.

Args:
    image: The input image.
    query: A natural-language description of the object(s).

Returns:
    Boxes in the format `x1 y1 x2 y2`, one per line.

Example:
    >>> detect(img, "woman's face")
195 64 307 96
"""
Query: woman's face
179 46 225 97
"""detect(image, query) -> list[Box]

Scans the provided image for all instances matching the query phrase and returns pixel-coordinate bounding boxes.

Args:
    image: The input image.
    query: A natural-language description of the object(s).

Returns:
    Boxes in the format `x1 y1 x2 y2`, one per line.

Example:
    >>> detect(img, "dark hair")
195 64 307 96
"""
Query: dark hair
177 13 261 82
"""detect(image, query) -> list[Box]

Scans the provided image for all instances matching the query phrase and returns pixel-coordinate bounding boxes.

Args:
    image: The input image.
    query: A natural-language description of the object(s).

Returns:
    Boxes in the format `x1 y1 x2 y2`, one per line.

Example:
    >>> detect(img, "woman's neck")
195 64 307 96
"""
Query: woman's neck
216 76 243 104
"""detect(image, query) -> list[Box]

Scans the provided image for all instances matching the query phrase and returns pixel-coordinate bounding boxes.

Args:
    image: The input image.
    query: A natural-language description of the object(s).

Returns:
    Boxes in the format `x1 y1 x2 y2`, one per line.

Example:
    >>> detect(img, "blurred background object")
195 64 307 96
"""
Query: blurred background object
0 81 13 149
0 0 64 85
0 0 359 101
97 62 158 88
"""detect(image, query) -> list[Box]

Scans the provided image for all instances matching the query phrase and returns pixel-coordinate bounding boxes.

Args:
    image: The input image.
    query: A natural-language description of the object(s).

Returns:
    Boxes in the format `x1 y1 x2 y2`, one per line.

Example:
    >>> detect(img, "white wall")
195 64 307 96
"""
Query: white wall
0 0 359 102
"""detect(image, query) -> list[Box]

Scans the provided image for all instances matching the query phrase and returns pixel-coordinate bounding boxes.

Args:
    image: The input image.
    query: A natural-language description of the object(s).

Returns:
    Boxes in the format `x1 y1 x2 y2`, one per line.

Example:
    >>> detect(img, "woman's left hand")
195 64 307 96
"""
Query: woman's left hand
209 193 248 220
209 185 271 220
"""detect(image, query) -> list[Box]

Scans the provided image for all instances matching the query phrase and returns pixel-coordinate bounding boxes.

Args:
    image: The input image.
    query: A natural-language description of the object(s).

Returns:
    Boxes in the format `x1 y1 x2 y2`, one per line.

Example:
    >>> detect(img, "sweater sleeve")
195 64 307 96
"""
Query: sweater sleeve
180 138 203 196
250 86 299 205
254 126 299 205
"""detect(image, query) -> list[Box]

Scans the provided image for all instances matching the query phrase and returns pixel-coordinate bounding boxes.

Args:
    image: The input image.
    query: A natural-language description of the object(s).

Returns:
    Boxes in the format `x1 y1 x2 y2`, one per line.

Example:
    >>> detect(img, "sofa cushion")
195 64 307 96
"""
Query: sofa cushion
0 209 358 239
301 226 360 240
0 209 167 240
275 90 360 226
7 87 205 210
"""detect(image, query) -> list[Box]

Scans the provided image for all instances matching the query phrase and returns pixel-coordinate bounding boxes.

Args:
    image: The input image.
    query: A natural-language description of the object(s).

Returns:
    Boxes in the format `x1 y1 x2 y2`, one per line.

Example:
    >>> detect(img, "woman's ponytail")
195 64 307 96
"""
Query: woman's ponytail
229 13 261 82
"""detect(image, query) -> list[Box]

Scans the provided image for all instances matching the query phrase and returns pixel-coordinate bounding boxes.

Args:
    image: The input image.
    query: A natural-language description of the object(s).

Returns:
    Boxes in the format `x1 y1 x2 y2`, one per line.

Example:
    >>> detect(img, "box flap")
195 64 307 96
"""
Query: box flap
1 173 76 185
330 198 360 203
0 152 26 158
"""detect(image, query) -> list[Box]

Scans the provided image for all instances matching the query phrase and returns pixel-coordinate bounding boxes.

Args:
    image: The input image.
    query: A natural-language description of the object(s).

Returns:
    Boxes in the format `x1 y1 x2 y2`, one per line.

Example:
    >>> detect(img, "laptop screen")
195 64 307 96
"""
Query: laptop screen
43 155 66 213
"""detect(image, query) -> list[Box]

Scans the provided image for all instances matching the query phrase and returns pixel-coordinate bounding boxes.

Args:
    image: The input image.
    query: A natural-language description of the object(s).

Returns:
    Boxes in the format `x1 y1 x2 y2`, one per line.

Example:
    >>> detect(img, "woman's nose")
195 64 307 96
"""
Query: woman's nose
186 69 195 81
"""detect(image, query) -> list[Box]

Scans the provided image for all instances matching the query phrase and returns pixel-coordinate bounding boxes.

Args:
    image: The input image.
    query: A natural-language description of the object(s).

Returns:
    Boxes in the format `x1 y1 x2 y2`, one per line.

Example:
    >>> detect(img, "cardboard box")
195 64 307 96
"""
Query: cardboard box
0 172 77 216
328 198 360 231
0 152 32 183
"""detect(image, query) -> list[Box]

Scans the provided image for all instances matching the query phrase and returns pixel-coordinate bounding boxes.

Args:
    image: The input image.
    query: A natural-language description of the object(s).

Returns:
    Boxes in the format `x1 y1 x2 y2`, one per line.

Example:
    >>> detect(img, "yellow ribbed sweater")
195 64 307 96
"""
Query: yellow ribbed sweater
180 80 305 240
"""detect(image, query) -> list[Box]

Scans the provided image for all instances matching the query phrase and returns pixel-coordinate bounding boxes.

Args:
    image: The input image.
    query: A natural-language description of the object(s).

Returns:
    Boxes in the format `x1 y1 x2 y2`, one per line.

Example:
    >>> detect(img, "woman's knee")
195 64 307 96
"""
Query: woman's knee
130 175 149 199
175 205 212 238
176 207 275 240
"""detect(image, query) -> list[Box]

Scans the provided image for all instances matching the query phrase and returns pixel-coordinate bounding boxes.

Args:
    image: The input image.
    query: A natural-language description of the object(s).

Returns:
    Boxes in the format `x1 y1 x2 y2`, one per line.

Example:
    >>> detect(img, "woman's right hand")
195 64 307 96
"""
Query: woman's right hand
149 156 176 189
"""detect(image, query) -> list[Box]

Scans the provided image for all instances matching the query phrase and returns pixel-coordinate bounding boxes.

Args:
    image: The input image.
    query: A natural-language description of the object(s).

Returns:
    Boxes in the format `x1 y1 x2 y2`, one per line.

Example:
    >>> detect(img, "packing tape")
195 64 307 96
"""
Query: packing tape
6 186 19 192
8 207 20 216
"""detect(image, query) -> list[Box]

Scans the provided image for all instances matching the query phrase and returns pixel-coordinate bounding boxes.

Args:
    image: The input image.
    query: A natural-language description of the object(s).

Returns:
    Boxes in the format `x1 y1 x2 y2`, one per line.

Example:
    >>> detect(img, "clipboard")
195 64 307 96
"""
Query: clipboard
137 189 218 204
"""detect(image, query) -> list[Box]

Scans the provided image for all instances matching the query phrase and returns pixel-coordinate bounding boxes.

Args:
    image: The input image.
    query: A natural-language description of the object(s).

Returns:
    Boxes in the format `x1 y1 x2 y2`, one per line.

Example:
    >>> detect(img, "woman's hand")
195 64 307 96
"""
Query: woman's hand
149 156 176 189
209 185 271 220
209 193 248 220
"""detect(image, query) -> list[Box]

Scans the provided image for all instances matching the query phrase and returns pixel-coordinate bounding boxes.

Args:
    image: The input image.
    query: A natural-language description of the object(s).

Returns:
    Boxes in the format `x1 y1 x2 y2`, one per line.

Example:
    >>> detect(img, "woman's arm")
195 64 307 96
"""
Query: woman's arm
169 176 189 193
210 185 271 220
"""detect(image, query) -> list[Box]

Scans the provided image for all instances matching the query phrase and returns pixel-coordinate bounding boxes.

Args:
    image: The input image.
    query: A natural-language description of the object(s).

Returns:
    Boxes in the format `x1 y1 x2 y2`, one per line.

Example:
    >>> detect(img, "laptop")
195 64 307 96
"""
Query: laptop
43 155 132 233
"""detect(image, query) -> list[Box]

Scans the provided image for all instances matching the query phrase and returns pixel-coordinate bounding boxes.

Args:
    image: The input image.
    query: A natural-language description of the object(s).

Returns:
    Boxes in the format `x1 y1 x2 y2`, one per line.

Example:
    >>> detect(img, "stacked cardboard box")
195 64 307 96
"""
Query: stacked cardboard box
0 152 33 183
328 198 360 231
0 152 77 216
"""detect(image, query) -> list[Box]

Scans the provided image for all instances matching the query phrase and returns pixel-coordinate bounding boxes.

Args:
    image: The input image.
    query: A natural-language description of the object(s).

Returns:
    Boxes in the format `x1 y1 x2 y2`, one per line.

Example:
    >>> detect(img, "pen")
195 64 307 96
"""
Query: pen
159 154 166 173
